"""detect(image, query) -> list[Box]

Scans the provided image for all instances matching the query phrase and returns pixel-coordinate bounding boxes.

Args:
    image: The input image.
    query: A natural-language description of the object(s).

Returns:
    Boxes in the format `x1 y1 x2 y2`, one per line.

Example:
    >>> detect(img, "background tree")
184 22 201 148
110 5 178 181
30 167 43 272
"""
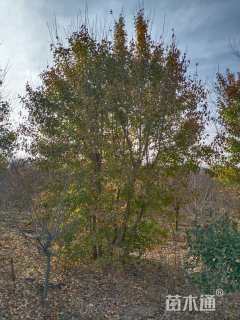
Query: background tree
215 70 240 192
23 10 208 262
0 66 15 170
19 179 72 304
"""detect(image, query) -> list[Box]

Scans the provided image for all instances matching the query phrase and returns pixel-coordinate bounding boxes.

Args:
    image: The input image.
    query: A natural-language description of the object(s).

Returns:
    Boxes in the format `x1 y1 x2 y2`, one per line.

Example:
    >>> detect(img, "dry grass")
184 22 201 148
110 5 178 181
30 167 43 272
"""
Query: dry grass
0 211 239 319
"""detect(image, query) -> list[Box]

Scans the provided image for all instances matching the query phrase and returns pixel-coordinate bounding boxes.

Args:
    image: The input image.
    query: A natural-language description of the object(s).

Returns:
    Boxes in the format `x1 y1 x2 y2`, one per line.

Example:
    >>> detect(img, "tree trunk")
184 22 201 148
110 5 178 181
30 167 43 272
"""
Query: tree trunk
43 253 51 303
175 204 180 232
91 151 102 260
10 257 16 291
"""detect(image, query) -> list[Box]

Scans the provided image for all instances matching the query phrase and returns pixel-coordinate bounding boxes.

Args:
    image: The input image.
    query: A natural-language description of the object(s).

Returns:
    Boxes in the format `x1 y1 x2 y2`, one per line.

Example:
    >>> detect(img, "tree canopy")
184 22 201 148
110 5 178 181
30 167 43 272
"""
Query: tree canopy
23 10 208 261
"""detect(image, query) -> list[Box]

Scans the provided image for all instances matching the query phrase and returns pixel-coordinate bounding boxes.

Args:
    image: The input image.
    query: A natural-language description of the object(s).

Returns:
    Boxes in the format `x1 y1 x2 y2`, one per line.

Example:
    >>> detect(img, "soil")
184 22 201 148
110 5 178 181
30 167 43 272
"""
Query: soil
0 211 239 319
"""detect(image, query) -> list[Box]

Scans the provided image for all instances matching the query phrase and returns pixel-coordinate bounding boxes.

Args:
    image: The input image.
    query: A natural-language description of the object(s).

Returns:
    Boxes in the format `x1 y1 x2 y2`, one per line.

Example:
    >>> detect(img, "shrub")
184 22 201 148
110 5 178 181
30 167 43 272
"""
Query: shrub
185 216 240 293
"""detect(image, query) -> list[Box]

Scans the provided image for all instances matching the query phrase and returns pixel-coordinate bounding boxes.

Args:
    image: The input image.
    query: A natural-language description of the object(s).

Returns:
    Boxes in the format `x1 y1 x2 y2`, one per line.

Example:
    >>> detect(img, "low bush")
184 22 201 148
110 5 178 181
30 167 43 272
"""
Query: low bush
185 216 240 293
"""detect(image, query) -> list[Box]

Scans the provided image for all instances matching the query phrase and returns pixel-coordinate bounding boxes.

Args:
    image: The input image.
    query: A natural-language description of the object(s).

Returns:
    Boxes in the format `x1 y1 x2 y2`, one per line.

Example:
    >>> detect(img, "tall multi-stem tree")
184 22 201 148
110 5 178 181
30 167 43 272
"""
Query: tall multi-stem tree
24 10 208 260
215 70 240 190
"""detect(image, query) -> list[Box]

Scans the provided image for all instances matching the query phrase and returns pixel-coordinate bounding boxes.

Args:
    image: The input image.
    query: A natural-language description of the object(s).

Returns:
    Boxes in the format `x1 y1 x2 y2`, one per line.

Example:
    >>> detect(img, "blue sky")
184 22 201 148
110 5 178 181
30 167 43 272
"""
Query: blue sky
0 0 239 128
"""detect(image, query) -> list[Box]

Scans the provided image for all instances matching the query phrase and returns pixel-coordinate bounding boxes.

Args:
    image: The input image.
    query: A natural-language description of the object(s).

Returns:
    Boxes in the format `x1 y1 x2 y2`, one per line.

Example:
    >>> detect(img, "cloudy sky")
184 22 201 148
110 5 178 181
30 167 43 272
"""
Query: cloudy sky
0 0 239 125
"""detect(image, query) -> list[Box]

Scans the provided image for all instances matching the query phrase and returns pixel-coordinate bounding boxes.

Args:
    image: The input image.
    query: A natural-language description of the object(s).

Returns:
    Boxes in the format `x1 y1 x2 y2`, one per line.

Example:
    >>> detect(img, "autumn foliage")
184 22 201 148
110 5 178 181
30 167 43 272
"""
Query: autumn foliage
23 10 208 263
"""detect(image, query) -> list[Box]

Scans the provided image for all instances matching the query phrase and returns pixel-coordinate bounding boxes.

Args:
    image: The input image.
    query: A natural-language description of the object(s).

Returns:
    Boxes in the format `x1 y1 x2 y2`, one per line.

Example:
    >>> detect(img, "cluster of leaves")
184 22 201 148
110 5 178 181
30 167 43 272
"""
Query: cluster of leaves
23 10 208 262
185 216 240 293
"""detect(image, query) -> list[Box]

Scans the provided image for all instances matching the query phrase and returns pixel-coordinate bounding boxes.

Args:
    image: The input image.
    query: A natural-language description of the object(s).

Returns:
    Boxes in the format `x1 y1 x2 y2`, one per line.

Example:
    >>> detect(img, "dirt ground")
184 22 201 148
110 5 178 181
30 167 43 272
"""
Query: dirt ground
0 211 239 319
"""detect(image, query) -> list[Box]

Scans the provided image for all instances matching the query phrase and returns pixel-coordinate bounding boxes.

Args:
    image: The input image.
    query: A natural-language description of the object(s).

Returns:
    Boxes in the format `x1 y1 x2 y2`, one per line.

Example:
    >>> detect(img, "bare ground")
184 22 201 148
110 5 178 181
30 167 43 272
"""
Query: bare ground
0 211 239 319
